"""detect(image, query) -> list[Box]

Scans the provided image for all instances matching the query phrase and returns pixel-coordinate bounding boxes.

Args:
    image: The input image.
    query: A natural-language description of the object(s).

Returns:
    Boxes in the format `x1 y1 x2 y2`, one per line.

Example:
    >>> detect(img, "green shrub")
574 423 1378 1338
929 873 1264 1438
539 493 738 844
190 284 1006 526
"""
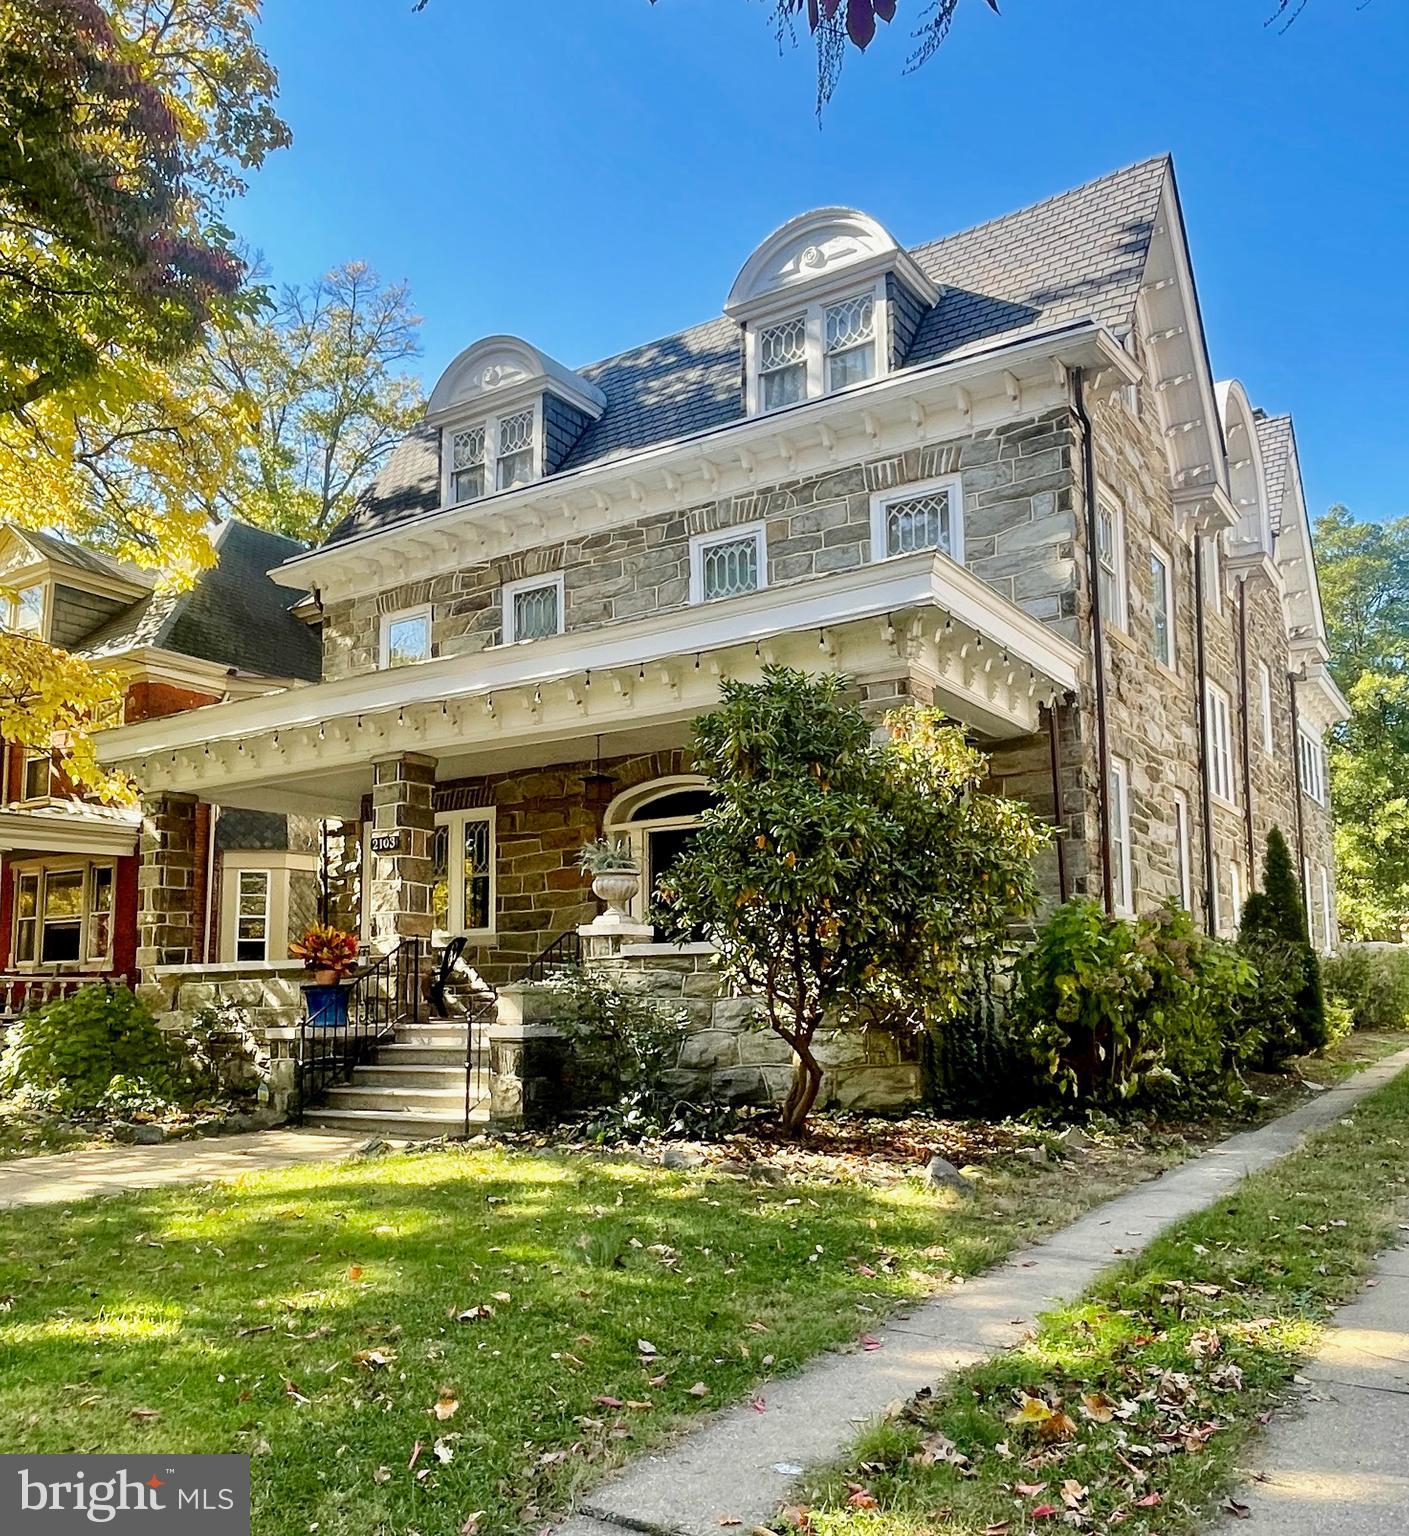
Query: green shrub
0 984 179 1115
927 962 1030 1116
1235 925 1310 1069
1324 945 1409 1032
1244 827 1327 1052
540 968 735 1142
1325 995 1356 1047
1011 900 1257 1111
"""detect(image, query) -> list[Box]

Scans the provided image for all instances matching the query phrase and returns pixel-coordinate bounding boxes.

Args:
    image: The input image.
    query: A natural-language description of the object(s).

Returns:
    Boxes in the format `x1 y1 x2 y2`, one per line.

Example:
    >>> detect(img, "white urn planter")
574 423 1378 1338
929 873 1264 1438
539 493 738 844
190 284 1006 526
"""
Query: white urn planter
590 867 642 928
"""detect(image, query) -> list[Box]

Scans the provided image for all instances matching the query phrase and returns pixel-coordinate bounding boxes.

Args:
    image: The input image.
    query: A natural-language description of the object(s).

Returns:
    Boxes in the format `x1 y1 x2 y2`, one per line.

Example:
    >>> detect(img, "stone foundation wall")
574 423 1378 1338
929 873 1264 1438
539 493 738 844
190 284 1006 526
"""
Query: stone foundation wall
580 934 923 1112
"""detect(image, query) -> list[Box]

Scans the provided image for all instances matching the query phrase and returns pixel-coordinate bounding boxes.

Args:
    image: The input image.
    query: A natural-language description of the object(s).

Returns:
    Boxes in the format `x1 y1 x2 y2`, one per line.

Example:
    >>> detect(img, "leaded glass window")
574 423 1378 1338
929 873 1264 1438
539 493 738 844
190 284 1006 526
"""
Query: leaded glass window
511 580 560 641
883 488 953 558
462 817 492 932
825 293 875 392
450 426 485 504
699 532 761 601
235 869 270 962
496 409 534 490
758 314 806 410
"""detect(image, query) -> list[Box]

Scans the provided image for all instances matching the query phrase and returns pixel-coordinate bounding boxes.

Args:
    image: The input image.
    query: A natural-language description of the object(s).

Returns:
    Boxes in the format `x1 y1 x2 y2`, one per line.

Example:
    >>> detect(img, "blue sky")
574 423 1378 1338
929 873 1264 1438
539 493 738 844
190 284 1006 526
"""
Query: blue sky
237 0 1407 524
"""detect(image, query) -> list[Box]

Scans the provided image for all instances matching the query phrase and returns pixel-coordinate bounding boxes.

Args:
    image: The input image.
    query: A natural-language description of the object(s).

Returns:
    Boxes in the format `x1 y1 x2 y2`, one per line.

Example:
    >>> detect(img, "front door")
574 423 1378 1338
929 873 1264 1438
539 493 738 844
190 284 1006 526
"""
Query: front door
646 824 702 938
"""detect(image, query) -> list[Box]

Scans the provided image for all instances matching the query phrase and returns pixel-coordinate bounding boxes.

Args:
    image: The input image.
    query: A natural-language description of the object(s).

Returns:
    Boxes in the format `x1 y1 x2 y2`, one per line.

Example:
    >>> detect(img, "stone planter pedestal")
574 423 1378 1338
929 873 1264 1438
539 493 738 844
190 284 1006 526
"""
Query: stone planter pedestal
489 984 567 1130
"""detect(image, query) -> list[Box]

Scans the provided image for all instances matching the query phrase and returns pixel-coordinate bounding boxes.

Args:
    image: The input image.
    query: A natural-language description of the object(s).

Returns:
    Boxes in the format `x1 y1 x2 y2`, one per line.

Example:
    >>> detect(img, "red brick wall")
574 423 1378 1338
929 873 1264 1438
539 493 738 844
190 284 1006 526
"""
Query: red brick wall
123 679 222 724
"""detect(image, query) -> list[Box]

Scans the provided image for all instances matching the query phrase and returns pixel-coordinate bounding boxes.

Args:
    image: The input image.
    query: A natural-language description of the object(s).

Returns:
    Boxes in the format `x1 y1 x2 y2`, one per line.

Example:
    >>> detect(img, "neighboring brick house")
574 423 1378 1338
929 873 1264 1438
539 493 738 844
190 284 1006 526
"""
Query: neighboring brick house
99 156 1346 1002
0 521 323 1002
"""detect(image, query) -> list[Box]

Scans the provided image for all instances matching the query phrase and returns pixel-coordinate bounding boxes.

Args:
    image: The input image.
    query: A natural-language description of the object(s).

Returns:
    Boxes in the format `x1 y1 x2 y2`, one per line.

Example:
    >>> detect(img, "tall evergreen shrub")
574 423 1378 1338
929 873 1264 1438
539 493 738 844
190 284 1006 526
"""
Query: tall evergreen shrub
1240 826 1328 1056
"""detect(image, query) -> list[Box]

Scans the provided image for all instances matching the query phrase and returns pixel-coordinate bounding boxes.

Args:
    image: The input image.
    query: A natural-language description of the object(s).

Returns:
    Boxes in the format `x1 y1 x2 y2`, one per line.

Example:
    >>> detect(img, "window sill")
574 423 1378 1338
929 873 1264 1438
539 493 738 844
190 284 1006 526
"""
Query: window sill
1210 793 1240 814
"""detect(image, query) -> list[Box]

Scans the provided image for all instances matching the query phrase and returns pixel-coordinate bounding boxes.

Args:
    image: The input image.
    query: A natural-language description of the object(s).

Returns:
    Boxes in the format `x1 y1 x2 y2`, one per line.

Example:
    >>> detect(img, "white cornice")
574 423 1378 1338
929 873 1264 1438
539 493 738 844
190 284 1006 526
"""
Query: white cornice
98 551 1084 812
0 806 140 857
274 322 1138 606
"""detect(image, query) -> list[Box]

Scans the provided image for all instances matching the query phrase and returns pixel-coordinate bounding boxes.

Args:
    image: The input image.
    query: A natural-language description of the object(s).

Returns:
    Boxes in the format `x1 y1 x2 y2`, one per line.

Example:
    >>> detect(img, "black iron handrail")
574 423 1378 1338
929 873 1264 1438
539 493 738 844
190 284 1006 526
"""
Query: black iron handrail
296 937 424 1122
521 927 582 983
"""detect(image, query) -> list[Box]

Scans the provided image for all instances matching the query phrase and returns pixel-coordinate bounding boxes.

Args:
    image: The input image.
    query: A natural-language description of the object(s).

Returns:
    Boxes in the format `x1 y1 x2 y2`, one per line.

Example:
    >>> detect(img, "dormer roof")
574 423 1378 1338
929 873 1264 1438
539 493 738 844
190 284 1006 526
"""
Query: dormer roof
426 334 606 425
723 206 939 319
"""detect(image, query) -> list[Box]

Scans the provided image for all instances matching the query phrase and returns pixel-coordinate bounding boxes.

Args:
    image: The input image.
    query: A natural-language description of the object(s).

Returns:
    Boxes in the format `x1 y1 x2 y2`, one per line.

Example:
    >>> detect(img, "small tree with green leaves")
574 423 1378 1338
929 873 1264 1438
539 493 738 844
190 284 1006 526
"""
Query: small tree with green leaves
1240 825 1328 1057
656 667 1047 1134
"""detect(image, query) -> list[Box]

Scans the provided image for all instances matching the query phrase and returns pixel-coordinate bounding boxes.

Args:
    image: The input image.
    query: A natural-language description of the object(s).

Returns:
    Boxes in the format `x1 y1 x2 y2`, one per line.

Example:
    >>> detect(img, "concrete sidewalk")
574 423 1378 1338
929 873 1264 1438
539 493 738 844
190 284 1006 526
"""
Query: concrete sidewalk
558 1047 1409 1536
0 1127 369 1207
1212 1245 1409 1535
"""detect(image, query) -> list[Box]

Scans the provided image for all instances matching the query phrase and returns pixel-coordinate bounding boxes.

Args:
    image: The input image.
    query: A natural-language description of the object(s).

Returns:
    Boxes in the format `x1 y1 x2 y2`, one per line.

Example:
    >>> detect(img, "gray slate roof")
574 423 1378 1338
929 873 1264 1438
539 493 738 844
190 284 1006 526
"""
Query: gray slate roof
15 527 152 586
78 520 321 682
1255 412 1294 534
326 156 1171 549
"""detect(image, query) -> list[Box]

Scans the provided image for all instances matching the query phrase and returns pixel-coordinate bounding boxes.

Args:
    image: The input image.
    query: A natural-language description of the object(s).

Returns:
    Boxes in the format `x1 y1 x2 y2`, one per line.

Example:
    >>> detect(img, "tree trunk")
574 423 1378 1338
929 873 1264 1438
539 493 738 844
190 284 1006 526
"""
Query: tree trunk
779 1031 824 1137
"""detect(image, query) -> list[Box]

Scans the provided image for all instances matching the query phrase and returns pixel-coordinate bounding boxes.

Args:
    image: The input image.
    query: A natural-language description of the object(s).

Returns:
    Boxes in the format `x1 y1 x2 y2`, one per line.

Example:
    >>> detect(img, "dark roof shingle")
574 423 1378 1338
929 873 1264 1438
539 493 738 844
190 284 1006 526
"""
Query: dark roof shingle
326 157 1170 548
78 521 321 682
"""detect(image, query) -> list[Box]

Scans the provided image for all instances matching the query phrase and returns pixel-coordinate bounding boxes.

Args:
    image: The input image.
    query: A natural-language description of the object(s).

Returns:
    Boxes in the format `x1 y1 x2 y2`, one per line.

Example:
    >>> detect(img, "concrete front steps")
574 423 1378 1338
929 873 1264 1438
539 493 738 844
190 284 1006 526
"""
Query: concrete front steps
301 1017 492 1139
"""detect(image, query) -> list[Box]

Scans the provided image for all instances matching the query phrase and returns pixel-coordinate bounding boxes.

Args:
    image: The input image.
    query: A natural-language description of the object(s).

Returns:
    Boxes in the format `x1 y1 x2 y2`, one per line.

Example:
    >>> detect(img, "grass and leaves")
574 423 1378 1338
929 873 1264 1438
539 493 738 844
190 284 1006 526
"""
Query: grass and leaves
793 1063 1409 1536
0 1125 1202 1535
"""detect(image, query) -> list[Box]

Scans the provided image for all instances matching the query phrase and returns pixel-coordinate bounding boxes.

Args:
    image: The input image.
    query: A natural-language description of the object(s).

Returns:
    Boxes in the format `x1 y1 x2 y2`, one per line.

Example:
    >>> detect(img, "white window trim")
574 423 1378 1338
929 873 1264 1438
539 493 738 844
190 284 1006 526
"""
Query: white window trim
1298 727 1327 806
440 398 543 508
379 604 433 669
219 850 317 966
1109 756 1134 915
744 276 889 415
1205 681 1236 807
1302 855 1314 937
433 806 496 939
1258 662 1274 754
233 868 272 964
1205 532 1225 617
1149 541 1176 670
1319 865 1334 953
19 749 54 804
1096 493 1129 633
7 581 49 640
10 856 116 971
502 572 565 643
869 475 965 566
689 522 769 605
1229 860 1244 936
1171 789 1192 913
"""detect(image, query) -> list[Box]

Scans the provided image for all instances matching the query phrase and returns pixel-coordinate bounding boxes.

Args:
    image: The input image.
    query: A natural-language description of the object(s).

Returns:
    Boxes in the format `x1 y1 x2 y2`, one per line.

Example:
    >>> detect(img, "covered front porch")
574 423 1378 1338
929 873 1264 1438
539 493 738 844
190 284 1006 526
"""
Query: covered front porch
99 549 1084 983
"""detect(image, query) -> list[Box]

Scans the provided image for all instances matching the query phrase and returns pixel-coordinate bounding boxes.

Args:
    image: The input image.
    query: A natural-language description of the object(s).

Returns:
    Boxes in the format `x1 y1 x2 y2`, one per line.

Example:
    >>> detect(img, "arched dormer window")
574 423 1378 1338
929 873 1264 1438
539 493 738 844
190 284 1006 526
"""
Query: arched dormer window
425 336 606 508
724 208 939 416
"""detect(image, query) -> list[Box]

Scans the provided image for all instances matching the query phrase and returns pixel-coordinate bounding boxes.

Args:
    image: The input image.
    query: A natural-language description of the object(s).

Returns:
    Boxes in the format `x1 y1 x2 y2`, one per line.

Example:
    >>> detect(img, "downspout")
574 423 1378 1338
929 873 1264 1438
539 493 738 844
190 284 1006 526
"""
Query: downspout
1237 577 1256 879
1288 666 1309 891
1045 701 1070 903
1071 370 1113 913
1193 536 1217 933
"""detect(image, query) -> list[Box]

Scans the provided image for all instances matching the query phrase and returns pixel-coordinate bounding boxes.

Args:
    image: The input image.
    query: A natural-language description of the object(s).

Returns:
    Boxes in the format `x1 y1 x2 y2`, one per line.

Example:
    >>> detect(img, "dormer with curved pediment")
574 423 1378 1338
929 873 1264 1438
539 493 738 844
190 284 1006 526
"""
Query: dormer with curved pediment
725 207 941 417
1216 379 1278 583
426 336 607 510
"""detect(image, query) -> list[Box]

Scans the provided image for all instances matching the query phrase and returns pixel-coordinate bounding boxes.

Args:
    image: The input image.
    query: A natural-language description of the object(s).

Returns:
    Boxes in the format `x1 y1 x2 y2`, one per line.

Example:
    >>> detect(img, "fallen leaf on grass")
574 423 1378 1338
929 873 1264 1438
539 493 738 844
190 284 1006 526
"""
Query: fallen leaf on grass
372 1467 391 1485
687 1382 709 1397
859 1333 883 1352
1014 1482 1047 1497
1061 1479 1088 1509
1030 1505 1060 1520
459 1514 484 1536
593 1395 624 1409
346 1266 363 1282
129 1407 161 1423
433 1391 459 1421
1134 1491 1162 1508
844 1484 877 1509
637 1339 658 1357
354 1348 395 1370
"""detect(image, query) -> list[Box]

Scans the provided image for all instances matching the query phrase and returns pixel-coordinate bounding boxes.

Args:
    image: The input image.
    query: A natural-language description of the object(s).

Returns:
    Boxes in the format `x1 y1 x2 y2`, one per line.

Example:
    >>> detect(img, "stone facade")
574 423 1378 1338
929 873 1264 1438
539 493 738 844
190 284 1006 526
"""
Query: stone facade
578 931 923 1112
321 414 1083 684
137 792 199 971
368 754 436 945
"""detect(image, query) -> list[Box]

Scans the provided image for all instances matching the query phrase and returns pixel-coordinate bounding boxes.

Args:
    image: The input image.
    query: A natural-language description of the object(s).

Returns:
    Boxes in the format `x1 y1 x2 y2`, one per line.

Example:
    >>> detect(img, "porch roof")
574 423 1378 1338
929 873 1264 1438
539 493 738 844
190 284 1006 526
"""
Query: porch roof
0 801 141 857
96 551 1084 818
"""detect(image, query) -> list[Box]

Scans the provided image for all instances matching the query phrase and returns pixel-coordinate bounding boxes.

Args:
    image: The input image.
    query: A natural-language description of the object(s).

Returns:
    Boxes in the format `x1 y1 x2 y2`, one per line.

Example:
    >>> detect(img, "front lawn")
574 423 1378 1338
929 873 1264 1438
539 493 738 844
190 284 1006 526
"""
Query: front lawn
0 1124 1197 1536
794 1063 1409 1536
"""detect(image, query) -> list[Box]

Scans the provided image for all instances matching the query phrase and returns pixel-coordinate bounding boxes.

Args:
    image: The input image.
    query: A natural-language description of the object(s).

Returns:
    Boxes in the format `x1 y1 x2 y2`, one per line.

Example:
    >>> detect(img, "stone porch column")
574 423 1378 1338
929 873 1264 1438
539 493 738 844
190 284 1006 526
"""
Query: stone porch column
137 791 199 979
367 754 436 949
324 817 363 932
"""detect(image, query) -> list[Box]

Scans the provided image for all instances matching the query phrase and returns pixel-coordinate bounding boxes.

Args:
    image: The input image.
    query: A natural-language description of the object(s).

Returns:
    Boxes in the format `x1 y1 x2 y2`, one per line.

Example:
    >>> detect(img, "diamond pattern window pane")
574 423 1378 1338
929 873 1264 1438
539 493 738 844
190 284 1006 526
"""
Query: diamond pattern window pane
512 582 559 641
700 534 760 600
450 426 485 504
826 293 874 353
884 490 952 558
496 409 535 490
463 818 491 931
759 315 806 371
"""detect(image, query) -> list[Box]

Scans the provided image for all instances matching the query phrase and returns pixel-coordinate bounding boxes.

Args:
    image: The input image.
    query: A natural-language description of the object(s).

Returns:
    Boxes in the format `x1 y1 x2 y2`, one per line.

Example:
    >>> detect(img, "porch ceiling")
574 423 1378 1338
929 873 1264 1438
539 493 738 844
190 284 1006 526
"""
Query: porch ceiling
97 551 1084 818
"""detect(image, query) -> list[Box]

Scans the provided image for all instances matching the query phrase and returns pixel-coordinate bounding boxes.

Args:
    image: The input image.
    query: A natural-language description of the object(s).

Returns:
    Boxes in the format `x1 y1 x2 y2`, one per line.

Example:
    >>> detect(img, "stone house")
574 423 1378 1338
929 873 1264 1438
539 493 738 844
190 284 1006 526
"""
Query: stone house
0 521 323 1019
96 157 1346 1131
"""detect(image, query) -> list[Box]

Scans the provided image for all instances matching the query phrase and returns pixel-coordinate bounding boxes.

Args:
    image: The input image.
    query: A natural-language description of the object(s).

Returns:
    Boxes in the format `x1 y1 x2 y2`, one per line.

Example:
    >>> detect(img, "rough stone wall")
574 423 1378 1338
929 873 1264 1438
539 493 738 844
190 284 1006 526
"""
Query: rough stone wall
585 942 923 1113
137 792 199 973
433 747 691 988
319 411 1083 681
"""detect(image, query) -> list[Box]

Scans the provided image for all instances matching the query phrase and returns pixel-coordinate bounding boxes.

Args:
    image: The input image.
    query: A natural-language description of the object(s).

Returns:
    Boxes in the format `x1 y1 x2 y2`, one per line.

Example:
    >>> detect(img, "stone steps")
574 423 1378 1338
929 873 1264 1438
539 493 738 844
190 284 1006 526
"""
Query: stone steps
301 1105 491 1139
320 1080 487 1113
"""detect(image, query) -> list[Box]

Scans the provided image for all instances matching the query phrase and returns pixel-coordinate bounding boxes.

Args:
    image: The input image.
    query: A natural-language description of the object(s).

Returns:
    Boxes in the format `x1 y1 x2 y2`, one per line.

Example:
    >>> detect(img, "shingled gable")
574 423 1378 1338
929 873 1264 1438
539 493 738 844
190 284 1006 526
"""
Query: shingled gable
320 156 1173 550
